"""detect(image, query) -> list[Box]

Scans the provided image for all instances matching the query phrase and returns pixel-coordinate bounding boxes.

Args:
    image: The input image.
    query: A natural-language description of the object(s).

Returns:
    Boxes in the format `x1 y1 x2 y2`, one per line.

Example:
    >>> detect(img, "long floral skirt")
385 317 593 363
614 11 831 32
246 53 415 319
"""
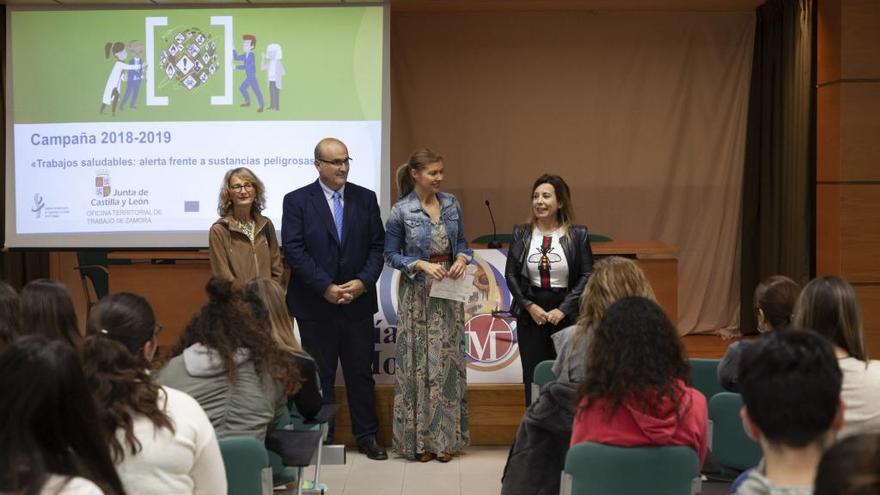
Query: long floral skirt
392 273 470 459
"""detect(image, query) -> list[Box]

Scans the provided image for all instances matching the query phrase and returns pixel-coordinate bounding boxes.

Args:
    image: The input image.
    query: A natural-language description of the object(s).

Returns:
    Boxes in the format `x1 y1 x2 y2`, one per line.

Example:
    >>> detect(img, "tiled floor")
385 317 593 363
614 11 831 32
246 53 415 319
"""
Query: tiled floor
303 446 733 495
307 446 507 495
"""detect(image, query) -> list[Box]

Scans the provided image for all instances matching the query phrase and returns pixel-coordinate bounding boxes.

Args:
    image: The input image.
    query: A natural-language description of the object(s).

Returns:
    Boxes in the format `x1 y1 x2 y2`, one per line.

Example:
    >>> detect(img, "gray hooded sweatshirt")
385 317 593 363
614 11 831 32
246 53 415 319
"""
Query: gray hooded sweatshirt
156 343 285 441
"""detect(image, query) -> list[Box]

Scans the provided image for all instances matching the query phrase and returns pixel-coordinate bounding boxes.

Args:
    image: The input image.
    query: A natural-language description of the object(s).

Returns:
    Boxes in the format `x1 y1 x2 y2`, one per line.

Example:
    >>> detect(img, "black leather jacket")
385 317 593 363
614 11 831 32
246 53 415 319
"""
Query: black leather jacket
504 224 594 319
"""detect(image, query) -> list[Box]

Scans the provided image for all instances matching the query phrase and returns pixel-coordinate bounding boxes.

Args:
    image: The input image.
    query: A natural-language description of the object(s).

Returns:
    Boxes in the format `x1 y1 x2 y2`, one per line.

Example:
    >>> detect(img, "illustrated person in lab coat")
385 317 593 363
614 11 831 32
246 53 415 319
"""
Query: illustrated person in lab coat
261 43 285 111
100 41 142 117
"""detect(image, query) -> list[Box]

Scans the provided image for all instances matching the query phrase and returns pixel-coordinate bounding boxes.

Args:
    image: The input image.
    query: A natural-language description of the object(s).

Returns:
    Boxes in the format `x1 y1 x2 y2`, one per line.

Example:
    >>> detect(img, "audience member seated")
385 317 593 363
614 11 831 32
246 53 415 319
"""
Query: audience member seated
20 278 82 347
156 278 300 441
814 433 880 495
0 336 126 495
0 280 20 349
82 293 227 495
245 277 322 421
552 256 656 384
734 329 844 495
793 276 880 438
502 259 655 495
719 275 800 392
570 297 708 464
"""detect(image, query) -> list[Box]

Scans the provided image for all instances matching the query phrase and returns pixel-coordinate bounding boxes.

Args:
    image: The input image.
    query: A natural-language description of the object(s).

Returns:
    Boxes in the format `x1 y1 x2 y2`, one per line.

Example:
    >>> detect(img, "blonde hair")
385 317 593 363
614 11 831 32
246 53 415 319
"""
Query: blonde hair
793 276 866 361
245 278 311 359
576 257 656 337
217 167 267 217
396 148 443 199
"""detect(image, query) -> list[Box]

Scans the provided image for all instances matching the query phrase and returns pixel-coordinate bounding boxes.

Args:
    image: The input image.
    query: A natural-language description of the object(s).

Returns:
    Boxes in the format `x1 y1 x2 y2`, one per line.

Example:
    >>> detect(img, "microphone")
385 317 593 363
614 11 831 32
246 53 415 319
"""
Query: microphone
485 200 502 249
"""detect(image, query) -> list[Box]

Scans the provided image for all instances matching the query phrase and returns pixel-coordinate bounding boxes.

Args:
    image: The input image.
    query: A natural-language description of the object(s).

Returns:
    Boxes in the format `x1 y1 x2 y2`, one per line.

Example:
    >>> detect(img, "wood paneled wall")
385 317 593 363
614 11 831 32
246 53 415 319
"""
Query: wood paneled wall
817 0 880 358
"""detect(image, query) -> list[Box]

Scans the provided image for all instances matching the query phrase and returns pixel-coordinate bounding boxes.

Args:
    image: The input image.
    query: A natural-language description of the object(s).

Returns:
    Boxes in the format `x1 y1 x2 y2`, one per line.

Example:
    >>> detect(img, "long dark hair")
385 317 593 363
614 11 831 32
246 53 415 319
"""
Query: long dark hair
579 297 691 419
0 281 21 348
161 278 300 395
20 279 82 348
793 276 866 361
82 293 174 462
0 336 126 495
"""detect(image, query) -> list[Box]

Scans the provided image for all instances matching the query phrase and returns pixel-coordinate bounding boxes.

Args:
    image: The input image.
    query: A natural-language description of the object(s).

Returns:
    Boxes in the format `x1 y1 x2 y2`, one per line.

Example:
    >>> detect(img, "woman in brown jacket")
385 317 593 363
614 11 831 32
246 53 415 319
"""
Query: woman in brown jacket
209 167 283 285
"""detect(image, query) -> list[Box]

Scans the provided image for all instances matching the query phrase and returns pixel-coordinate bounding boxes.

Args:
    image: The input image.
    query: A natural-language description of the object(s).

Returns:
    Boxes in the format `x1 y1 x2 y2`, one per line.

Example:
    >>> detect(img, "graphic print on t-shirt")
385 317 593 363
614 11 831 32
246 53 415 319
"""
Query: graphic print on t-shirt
528 236 562 289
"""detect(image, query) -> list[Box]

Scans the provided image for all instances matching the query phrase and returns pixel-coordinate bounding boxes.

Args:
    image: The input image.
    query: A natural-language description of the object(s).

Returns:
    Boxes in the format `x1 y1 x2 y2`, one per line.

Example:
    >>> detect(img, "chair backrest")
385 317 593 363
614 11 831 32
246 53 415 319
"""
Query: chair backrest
688 358 724 403
533 359 556 388
530 359 556 404
219 436 271 495
563 442 698 495
76 251 110 298
709 392 762 471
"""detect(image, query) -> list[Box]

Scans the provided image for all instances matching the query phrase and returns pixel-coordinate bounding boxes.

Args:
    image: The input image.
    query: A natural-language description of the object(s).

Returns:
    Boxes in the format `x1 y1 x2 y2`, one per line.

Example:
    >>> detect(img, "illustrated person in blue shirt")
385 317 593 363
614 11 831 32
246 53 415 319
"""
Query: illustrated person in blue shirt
119 40 145 111
233 34 264 113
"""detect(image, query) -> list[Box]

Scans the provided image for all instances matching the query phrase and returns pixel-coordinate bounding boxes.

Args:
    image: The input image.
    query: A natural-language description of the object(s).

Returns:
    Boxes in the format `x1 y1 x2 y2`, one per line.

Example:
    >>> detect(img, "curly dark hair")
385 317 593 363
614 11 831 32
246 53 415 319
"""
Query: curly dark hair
82 293 174 462
579 296 691 419
160 278 300 395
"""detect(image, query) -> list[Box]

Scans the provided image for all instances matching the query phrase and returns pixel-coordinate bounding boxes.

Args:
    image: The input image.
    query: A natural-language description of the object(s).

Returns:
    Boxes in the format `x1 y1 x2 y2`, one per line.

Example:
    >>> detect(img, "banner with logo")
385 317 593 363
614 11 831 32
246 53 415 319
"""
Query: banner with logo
369 248 522 385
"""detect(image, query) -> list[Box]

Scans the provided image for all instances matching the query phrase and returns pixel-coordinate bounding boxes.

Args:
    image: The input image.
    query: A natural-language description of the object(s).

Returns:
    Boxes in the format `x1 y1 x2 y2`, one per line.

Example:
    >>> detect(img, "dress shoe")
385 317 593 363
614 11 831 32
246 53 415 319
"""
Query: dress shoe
436 452 453 463
357 436 388 460
416 452 435 462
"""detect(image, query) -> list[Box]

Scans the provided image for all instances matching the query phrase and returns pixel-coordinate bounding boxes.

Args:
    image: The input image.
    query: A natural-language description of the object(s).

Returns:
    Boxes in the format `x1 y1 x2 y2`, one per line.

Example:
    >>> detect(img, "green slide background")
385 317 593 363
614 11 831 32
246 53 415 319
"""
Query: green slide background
11 7 382 123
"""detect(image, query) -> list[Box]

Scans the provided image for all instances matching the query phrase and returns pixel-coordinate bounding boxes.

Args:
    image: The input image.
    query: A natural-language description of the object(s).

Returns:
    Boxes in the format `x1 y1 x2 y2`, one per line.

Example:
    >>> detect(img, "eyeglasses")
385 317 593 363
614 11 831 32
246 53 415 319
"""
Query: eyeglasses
317 157 353 167
230 183 254 192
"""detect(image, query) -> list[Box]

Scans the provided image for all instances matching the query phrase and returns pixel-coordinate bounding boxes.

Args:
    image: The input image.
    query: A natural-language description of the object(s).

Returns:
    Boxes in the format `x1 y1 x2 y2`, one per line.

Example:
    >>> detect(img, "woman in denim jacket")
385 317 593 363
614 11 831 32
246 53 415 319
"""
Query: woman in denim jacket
384 148 472 463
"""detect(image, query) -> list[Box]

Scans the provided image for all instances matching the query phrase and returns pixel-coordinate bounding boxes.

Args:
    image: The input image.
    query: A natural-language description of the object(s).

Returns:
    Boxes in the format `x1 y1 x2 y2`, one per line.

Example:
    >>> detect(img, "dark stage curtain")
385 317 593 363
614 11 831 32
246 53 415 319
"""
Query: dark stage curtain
0 5 51 288
740 0 815 333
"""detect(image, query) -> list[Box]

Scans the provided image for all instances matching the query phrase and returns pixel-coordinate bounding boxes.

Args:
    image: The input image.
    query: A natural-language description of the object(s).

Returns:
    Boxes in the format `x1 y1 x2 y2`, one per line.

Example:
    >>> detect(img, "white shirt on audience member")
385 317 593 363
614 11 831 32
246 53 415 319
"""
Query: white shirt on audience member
40 476 104 495
838 357 880 439
526 229 569 288
114 386 227 495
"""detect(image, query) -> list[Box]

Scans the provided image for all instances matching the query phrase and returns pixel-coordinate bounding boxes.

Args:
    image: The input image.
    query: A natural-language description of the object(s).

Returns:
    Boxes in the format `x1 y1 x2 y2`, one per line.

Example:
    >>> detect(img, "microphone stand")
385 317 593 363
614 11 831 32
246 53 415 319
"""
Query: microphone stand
485 200 502 249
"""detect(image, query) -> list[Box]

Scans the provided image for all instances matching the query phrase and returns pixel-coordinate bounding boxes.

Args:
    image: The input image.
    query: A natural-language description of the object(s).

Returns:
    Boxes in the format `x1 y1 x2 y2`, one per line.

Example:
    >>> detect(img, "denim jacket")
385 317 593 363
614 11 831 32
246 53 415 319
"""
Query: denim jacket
384 191 473 280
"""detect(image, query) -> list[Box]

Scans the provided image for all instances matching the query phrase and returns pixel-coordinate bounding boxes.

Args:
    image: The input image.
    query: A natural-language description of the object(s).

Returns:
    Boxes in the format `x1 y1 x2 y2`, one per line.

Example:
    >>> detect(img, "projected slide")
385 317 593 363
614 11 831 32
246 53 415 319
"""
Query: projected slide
6 7 383 248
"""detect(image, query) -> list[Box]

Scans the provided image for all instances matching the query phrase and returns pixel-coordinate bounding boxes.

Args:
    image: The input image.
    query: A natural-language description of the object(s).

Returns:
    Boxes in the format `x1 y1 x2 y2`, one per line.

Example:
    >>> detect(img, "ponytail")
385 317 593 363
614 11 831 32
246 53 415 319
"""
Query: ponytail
397 163 414 198
81 335 174 462
82 293 173 461
104 42 112 59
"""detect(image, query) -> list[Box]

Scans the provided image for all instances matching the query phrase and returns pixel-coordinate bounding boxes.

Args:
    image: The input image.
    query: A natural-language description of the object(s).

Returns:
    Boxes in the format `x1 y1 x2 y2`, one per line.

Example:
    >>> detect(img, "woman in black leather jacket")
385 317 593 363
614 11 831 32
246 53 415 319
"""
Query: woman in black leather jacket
505 174 593 405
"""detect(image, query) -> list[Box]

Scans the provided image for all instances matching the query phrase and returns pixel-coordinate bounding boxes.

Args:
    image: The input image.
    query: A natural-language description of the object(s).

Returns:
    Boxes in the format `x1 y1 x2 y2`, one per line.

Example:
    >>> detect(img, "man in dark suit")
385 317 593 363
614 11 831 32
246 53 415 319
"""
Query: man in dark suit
281 137 387 460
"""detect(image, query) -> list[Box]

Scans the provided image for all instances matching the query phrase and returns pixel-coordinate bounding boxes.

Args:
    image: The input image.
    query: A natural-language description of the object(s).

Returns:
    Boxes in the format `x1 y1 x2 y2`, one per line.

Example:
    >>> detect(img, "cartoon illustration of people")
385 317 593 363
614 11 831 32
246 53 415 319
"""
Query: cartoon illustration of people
233 34 264 112
261 43 285 111
100 41 142 116
119 40 145 111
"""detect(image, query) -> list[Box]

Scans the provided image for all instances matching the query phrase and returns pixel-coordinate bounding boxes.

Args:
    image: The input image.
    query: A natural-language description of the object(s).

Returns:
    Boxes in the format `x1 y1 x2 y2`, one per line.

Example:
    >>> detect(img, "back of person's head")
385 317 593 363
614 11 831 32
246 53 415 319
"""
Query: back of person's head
82 293 173 462
738 329 843 449
580 296 689 418
245 277 311 359
814 433 880 495
577 256 656 332
20 279 81 347
0 336 125 495
793 276 865 360
165 278 300 395
753 275 801 332
0 281 21 348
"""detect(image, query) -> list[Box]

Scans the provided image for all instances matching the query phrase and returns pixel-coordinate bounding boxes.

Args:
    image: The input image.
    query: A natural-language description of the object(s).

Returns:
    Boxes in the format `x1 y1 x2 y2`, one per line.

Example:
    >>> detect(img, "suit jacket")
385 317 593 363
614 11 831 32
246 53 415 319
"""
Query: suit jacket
281 180 385 321
504 224 593 319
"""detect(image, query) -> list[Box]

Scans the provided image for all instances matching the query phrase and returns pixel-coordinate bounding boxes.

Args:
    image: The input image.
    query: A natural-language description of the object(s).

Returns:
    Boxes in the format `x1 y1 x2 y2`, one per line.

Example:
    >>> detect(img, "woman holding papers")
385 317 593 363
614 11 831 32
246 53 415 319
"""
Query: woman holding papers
209 167 283 285
505 174 593 405
383 148 472 462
